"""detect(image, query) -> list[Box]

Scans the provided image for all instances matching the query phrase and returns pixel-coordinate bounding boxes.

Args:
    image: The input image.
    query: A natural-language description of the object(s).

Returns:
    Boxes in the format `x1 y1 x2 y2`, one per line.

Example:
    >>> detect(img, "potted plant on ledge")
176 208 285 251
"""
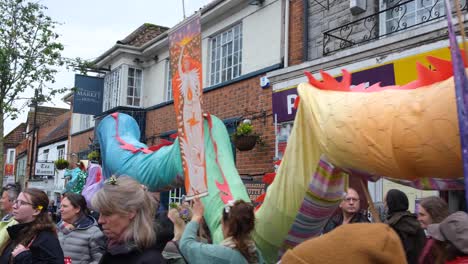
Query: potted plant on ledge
87 150 100 163
231 120 261 151
54 158 69 170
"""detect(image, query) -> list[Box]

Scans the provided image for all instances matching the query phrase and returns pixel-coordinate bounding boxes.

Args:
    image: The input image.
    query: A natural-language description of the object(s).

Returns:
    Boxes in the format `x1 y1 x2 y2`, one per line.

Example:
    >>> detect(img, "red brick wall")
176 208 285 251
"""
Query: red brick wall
70 130 94 160
4 124 26 175
288 0 304 66
146 75 275 176
37 111 70 145
15 138 31 179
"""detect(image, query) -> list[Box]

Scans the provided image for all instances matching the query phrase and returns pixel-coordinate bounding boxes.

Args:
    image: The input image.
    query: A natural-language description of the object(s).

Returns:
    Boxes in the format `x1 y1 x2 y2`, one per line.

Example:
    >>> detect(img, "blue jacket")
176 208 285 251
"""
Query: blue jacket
179 221 264 264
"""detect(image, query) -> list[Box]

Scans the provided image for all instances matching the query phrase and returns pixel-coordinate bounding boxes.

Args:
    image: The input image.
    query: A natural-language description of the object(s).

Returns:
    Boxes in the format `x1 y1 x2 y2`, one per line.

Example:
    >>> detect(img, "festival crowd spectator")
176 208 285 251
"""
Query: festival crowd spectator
92 176 165 264
322 187 369 234
0 188 64 263
179 198 264 263
58 192 105 264
0 183 21 251
385 189 426 264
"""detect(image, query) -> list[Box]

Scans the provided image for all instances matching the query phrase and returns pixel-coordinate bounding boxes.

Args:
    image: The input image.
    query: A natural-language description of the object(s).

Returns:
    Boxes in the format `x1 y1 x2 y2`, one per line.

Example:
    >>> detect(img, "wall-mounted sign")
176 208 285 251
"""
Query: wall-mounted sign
4 164 14 176
35 162 55 176
272 64 395 123
243 181 266 204
73 74 104 115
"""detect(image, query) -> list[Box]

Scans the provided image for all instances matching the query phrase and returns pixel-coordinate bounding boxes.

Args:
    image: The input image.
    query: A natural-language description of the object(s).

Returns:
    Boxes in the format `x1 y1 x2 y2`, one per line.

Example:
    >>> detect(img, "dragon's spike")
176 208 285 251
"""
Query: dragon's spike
320 70 338 88
363 82 384 92
293 96 300 110
340 69 352 91
305 71 325 89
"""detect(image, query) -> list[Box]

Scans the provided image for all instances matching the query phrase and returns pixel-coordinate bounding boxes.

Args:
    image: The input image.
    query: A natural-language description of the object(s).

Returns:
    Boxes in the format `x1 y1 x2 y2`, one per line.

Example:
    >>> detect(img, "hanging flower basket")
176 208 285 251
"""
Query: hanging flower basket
234 135 258 151
54 159 69 170
87 150 100 161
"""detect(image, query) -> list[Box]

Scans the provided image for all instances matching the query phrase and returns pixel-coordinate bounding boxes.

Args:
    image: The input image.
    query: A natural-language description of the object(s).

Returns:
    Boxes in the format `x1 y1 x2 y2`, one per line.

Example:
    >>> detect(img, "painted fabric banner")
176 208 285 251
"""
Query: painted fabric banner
169 15 208 199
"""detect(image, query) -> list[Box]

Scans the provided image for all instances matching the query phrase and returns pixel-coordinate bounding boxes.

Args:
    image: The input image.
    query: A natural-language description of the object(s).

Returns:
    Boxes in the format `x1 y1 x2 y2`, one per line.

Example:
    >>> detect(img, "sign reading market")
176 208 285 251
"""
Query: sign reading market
35 162 55 176
73 74 104 115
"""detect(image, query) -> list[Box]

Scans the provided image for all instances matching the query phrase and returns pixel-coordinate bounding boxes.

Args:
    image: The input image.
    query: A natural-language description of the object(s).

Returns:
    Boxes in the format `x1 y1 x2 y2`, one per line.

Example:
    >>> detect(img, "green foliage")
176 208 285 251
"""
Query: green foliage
87 150 100 161
235 123 254 136
54 158 69 170
0 0 90 119
0 0 92 183
231 122 265 146
169 202 179 209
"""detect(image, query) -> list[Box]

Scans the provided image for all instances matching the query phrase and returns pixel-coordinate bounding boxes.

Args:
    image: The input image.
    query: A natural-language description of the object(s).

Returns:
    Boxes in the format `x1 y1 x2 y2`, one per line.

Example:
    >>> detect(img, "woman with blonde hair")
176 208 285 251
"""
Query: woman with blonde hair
92 176 164 264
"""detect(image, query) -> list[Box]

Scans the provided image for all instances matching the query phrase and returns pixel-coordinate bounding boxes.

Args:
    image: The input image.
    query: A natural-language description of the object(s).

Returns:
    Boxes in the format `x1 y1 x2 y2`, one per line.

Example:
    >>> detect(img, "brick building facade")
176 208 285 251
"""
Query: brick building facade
146 71 275 176
14 106 69 188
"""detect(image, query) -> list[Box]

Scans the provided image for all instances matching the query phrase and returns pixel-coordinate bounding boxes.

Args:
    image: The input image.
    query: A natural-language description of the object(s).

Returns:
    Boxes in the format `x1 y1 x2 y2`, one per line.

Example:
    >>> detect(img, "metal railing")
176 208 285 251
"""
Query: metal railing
323 0 467 55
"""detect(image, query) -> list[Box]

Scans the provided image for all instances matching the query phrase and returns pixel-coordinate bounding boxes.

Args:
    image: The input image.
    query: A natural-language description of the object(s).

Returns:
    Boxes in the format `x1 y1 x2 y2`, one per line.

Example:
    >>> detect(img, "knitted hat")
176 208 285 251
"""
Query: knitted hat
281 223 407 264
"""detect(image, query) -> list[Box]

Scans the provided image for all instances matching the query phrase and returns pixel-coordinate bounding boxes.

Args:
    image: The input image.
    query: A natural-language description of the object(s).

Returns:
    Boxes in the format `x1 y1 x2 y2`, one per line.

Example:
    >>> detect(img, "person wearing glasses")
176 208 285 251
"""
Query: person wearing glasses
0 188 64 263
0 183 21 251
322 188 369 234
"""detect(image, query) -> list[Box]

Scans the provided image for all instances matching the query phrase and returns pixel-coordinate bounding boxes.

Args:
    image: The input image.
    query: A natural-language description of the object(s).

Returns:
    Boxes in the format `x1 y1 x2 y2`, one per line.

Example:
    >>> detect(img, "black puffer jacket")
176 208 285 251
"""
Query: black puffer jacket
322 210 369 234
98 243 165 264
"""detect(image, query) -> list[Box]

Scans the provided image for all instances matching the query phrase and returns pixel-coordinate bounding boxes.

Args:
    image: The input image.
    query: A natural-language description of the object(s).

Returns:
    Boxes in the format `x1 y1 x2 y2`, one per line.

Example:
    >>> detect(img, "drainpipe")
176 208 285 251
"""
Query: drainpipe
302 0 309 62
284 0 290 68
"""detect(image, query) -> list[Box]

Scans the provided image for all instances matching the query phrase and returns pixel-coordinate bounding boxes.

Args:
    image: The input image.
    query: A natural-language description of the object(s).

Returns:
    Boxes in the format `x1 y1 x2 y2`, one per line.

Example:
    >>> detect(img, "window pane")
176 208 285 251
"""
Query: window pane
227 68 232 80
128 68 134 77
127 98 133 105
136 78 142 90
135 86 140 97
233 65 239 78
208 24 242 86
134 98 140 106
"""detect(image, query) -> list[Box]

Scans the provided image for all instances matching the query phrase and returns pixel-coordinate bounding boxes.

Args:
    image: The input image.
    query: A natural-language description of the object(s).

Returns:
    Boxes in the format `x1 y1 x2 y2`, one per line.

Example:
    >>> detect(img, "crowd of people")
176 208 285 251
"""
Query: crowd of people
0 179 466 264
282 188 468 264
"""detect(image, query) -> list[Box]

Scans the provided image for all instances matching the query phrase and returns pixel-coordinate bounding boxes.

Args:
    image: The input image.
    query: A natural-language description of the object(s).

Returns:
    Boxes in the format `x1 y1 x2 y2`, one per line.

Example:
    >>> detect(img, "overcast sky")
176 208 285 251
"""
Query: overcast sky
5 0 213 135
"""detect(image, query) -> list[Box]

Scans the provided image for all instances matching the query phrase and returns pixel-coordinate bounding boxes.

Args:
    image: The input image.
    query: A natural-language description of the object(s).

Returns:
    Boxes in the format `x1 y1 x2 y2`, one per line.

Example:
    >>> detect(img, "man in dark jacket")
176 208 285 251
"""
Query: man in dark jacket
385 189 426 264
322 188 369 234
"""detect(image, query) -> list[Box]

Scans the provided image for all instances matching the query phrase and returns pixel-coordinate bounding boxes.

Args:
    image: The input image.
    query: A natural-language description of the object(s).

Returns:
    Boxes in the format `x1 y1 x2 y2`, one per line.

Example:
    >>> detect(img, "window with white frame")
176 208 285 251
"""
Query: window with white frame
209 24 242 86
127 67 142 106
16 156 26 181
165 59 173 101
79 115 92 131
57 145 65 160
7 149 15 164
42 149 49 162
379 0 445 35
103 66 122 111
169 187 185 205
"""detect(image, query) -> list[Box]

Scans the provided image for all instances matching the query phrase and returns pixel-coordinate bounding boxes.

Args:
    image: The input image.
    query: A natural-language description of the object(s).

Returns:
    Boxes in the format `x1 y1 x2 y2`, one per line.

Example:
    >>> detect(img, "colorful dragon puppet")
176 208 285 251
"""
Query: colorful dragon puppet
96 50 467 262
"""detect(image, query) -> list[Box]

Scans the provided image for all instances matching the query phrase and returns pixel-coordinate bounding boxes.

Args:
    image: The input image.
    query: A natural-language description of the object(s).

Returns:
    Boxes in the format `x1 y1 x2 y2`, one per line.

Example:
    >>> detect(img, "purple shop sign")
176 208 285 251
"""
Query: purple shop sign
272 64 396 122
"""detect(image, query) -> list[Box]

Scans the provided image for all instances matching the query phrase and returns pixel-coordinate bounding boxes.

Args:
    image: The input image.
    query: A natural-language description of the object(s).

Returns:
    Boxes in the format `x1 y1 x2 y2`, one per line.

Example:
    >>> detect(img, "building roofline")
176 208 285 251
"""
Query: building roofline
93 0 230 67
